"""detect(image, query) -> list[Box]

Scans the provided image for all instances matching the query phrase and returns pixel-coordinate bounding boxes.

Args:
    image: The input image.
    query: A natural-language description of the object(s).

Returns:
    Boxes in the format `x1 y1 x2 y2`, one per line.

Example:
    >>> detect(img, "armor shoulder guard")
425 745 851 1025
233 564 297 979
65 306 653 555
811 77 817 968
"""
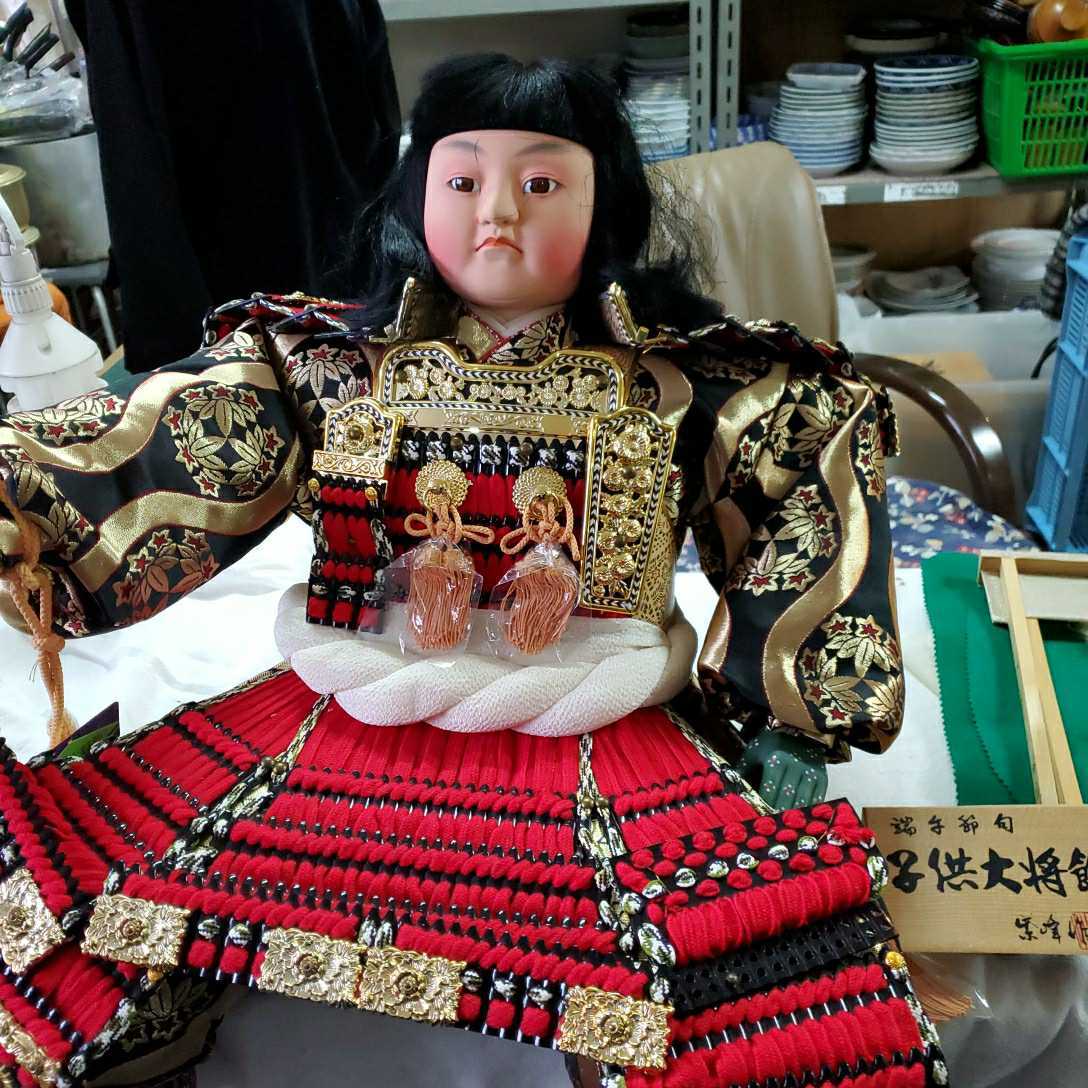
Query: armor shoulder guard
202 292 367 346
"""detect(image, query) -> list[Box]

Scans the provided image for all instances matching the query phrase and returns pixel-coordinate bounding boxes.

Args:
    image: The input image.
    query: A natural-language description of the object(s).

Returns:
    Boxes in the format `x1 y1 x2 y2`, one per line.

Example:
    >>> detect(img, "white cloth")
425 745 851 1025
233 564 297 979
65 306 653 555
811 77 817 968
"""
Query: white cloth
276 585 697 735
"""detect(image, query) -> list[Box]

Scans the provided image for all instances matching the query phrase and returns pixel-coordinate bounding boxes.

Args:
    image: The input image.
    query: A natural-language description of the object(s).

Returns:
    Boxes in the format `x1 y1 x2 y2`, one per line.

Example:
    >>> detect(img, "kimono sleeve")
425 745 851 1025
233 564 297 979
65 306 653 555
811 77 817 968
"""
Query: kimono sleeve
0 320 307 637
685 326 902 762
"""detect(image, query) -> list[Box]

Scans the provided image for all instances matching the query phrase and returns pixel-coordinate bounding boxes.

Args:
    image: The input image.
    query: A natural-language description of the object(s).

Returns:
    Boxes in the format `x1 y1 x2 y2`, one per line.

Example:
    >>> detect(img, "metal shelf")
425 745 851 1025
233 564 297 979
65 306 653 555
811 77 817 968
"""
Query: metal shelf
812 163 1076 206
378 0 734 157
380 0 672 19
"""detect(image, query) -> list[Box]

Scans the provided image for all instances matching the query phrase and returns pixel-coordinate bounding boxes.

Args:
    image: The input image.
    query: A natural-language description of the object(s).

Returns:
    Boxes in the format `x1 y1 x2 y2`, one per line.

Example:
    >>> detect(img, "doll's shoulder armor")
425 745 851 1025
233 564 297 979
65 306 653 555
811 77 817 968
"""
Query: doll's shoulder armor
682 316 854 375
683 316 898 455
202 292 367 345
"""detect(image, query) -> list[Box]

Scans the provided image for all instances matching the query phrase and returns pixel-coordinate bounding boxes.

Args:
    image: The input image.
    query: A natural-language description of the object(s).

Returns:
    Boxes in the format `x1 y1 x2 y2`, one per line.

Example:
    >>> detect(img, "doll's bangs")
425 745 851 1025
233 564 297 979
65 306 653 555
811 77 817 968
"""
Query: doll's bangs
407 54 616 160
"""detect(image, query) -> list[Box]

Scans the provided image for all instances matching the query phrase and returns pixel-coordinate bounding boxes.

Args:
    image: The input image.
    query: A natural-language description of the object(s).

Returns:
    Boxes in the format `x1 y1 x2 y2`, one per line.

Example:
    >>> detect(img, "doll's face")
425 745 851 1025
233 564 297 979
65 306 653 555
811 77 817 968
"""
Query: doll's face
424 129 595 320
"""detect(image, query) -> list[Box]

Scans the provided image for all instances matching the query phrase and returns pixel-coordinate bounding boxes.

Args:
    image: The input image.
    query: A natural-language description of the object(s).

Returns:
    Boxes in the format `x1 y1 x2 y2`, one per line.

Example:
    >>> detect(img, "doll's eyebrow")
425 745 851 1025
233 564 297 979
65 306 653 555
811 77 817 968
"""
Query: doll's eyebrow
513 140 569 156
442 138 569 158
445 139 483 157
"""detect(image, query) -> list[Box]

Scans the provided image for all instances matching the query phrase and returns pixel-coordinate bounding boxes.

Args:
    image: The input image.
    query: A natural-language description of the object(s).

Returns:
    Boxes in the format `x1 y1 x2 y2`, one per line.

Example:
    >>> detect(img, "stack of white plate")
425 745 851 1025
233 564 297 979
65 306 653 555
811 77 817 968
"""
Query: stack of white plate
867 267 980 314
871 54 980 176
769 63 867 178
972 228 1059 310
623 15 690 163
832 245 877 296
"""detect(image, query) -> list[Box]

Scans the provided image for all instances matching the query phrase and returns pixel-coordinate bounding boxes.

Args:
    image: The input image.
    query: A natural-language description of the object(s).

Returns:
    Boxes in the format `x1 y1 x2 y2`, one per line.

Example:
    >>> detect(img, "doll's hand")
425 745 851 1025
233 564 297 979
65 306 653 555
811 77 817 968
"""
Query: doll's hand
736 725 828 810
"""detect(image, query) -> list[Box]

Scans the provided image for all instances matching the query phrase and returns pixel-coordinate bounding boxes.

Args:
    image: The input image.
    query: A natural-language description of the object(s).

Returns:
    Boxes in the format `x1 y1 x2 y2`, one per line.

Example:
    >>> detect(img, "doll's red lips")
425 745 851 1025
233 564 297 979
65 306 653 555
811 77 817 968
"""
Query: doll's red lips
477 237 520 252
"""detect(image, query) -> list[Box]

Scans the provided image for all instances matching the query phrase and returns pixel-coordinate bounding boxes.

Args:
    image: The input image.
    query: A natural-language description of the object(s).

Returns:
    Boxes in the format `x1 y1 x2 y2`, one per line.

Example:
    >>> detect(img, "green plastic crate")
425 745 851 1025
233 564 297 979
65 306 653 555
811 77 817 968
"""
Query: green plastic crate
975 37 1088 178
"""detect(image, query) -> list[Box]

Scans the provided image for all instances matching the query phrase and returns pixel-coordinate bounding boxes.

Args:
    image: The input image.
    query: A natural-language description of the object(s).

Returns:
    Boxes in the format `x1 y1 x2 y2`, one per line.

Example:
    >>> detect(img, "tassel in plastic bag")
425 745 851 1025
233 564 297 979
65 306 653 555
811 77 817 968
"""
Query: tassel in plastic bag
494 467 581 656
399 460 493 652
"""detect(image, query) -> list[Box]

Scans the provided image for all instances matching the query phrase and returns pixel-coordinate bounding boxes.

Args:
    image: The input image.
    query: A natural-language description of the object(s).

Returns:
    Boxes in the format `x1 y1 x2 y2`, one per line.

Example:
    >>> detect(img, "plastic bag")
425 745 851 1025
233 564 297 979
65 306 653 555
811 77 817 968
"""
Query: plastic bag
384 538 483 655
0 71 89 141
488 539 580 659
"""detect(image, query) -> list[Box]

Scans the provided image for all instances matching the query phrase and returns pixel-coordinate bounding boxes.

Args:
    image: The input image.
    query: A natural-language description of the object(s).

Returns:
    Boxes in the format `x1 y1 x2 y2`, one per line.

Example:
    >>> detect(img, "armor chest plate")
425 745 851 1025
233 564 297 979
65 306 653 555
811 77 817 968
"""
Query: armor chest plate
312 339 687 627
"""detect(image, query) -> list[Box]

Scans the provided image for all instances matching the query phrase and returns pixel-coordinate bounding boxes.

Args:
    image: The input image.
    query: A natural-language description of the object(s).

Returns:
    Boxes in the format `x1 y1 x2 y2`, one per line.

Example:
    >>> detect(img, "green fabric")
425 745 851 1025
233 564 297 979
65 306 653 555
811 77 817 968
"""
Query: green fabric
921 552 1088 804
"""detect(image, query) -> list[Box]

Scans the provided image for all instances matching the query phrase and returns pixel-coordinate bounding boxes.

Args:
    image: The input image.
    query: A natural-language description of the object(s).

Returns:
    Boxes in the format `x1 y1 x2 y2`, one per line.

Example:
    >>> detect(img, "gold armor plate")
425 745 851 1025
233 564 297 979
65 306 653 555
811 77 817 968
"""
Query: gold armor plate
580 407 677 616
0 868 65 974
257 928 362 1005
82 894 190 969
357 946 465 1024
318 397 404 479
376 340 630 438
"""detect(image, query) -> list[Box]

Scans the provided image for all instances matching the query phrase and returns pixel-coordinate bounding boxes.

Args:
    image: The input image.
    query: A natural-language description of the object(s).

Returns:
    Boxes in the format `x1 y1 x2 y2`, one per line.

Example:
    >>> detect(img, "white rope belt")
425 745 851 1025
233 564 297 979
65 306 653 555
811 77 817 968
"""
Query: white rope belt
274 584 697 736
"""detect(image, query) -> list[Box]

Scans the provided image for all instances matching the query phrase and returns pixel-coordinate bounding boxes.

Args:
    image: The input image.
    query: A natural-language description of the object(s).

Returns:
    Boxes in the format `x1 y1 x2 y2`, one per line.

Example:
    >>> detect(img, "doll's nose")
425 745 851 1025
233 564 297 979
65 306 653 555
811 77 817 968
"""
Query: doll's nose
478 181 519 225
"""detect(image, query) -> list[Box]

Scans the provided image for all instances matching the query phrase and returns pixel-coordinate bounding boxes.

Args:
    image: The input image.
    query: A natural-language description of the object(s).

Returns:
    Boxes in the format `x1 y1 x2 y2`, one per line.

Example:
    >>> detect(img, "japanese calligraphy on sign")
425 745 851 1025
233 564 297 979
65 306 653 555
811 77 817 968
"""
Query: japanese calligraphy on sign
865 806 1088 955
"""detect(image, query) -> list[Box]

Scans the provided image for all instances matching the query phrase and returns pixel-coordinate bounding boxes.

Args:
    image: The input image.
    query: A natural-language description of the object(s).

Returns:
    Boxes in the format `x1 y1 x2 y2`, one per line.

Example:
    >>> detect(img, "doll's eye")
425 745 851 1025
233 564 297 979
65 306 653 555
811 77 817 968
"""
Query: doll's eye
522 177 560 195
448 176 478 193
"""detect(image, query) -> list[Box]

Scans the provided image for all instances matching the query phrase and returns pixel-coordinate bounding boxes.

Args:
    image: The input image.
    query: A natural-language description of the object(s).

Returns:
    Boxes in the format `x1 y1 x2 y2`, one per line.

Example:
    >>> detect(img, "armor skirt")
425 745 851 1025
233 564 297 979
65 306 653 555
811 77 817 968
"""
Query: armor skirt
0 668 946 1087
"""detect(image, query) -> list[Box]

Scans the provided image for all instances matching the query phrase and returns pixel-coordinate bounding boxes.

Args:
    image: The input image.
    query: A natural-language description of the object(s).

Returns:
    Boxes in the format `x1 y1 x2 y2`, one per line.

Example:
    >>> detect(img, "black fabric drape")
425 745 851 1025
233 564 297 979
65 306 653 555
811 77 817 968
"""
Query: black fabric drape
65 0 400 372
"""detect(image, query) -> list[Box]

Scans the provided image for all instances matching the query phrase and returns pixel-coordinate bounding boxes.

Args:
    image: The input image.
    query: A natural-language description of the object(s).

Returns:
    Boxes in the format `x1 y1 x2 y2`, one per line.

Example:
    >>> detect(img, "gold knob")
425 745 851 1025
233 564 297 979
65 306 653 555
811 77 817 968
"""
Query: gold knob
414 460 469 510
393 968 423 1001
295 952 325 981
597 1010 632 1045
2 905 29 934
119 917 147 944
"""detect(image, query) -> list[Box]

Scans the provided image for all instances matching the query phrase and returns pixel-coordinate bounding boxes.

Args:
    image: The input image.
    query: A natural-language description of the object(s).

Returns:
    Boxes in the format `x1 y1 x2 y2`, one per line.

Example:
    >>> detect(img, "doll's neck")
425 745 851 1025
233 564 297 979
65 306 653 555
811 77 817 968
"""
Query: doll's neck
467 303 565 338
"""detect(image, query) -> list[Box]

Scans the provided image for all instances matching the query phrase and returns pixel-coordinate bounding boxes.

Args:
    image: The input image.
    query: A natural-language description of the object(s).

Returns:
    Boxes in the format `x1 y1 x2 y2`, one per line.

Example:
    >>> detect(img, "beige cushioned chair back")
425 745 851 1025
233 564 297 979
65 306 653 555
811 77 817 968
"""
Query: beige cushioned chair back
654 142 839 342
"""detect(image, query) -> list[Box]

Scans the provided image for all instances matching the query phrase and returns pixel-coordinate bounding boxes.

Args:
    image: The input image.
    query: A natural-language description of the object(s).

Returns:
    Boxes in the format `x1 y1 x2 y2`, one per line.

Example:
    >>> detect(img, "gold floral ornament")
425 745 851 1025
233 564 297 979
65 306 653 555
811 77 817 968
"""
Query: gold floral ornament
357 946 465 1024
82 895 190 969
0 869 65 973
557 986 671 1069
496 467 582 654
0 1004 58 1086
257 928 361 1005
401 460 494 651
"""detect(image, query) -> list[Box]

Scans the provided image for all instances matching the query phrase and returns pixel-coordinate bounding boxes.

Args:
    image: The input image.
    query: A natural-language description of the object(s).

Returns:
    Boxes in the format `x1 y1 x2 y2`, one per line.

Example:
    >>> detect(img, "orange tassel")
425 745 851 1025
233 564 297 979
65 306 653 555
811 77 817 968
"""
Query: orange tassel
0 489 75 747
905 954 974 1023
498 467 582 655
403 461 494 652
406 541 479 651
498 554 580 654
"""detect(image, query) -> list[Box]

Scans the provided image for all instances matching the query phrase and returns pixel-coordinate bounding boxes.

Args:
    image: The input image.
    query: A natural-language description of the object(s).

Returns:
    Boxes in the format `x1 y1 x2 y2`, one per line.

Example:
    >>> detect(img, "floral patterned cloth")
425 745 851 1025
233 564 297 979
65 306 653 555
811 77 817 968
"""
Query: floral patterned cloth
677 475 1035 572
885 477 1035 566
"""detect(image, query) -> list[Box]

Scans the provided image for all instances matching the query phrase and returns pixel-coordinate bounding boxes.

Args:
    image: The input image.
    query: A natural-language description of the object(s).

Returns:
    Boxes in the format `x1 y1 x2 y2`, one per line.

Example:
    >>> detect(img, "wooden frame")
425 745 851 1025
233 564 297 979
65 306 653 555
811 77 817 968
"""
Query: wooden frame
977 551 1087 807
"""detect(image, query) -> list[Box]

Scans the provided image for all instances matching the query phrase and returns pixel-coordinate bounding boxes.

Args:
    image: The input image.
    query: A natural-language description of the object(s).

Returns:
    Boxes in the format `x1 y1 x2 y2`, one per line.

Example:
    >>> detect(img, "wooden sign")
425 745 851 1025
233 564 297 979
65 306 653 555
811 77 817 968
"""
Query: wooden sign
865 805 1088 955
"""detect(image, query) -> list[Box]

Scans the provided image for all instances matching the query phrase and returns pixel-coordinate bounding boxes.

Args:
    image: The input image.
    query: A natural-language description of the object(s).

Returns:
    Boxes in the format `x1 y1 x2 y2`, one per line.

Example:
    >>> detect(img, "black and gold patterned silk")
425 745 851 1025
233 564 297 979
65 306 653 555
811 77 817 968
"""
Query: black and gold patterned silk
0 288 902 757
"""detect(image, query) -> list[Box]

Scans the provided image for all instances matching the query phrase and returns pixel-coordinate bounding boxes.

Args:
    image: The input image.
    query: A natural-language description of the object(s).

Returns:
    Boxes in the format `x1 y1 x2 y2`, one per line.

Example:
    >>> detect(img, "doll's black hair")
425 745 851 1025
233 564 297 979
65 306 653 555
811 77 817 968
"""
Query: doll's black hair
330 53 723 336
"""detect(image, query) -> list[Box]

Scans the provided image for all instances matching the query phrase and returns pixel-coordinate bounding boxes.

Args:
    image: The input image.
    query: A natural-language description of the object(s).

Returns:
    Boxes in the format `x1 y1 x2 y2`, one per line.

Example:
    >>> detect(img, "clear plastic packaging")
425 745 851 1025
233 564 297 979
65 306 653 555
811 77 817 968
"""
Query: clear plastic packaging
490 466 582 659
384 538 483 655
384 460 492 655
0 71 89 142
489 539 580 658
904 952 993 1023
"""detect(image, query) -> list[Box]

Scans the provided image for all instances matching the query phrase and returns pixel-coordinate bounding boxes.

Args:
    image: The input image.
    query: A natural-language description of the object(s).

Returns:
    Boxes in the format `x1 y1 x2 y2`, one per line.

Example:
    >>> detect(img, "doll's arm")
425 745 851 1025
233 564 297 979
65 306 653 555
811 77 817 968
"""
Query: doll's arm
0 320 306 638
682 323 902 806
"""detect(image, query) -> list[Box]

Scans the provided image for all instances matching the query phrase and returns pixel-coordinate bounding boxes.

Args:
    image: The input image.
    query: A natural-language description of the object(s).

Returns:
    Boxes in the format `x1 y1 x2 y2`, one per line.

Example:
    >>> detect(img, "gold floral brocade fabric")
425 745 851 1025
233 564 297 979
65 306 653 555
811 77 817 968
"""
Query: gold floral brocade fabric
0 289 902 757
